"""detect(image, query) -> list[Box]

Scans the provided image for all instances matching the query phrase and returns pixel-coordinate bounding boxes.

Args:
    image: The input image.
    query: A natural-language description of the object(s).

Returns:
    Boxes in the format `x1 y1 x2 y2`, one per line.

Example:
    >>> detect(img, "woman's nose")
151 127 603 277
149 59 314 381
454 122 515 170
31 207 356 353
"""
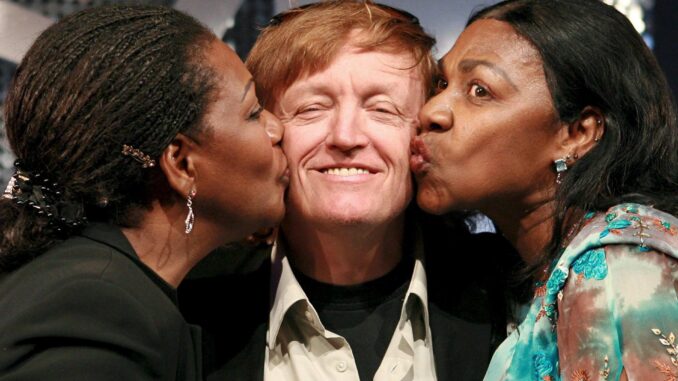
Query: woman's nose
263 110 284 145
419 94 453 134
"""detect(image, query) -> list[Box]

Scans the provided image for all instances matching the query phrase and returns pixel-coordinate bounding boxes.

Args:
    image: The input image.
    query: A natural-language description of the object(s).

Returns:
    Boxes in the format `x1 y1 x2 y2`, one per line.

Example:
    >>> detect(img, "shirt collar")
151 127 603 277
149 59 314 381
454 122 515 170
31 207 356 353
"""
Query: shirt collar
267 230 431 350
267 240 310 349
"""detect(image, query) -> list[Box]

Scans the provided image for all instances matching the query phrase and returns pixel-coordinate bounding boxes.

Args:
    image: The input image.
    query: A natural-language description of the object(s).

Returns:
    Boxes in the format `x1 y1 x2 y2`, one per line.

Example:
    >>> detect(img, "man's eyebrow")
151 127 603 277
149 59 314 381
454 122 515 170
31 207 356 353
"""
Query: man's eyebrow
241 78 254 102
458 59 518 90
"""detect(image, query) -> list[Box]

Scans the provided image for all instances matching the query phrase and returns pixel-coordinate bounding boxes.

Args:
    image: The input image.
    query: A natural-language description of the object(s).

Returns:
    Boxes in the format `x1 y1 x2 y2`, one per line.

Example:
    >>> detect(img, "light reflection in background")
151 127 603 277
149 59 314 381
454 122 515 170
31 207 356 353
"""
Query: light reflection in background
603 0 655 48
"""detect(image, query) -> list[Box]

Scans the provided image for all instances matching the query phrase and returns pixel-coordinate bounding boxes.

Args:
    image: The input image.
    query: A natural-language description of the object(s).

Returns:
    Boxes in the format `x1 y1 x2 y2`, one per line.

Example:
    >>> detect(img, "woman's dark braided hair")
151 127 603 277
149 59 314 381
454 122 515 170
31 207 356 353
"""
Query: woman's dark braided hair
0 5 217 271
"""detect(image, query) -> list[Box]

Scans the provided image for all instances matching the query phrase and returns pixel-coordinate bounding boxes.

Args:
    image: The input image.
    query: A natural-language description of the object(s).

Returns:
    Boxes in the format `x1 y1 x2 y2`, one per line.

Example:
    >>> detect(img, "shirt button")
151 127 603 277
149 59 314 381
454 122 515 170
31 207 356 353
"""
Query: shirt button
305 310 314 321
335 361 348 372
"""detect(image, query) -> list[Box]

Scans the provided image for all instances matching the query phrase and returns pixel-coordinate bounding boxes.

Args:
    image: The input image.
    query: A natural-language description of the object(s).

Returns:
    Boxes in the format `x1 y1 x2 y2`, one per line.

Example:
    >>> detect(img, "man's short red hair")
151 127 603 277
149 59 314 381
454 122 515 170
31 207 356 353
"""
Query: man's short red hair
246 0 437 109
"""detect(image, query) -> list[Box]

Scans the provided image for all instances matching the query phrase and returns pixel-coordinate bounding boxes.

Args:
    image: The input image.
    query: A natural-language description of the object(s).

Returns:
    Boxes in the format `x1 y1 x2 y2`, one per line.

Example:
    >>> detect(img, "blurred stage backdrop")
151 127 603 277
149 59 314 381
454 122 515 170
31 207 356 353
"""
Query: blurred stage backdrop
0 0 676 186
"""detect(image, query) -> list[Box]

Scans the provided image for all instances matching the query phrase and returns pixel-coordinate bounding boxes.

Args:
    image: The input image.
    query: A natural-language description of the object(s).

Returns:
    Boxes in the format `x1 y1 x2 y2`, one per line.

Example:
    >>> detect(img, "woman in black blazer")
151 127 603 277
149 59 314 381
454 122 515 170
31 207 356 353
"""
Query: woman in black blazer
0 5 288 380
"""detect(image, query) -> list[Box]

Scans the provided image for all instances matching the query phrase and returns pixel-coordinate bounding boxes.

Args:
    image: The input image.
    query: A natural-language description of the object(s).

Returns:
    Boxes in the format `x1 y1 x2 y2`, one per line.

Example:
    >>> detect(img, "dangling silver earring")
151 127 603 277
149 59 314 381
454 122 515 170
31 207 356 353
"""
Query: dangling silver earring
184 188 196 234
554 158 568 184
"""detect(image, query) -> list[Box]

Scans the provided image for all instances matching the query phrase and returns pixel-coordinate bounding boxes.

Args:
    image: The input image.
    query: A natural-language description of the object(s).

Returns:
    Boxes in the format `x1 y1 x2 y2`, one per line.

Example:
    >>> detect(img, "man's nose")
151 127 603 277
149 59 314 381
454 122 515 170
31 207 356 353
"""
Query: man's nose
325 106 369 151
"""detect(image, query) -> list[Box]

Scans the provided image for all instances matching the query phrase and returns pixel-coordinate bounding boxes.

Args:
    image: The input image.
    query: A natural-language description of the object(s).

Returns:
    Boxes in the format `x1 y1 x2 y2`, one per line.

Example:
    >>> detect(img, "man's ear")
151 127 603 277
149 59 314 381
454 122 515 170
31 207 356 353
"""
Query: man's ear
159 133 197 198
555 106 605 160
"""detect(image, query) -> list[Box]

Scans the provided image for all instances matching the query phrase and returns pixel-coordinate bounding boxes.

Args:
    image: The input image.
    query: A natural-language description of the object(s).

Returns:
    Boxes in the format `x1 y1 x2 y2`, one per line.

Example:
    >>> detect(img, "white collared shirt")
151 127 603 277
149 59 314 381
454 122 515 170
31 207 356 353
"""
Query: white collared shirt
264 241 437 381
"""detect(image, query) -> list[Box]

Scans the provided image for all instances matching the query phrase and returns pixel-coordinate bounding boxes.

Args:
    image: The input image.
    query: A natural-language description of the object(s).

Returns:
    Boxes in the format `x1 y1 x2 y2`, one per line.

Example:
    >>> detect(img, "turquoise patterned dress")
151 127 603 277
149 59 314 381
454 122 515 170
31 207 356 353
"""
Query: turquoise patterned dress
484 204 678 381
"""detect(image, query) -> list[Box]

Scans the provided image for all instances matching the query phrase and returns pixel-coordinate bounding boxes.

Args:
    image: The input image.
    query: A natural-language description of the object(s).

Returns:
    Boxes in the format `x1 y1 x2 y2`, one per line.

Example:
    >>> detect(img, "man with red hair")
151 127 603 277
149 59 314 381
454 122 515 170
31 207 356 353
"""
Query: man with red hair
180 2 512 380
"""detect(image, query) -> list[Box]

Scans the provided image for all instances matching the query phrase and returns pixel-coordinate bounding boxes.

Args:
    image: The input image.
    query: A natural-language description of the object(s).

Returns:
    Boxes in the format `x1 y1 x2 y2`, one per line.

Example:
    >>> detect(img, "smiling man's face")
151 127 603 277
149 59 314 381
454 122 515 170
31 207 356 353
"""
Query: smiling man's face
274 42 425 227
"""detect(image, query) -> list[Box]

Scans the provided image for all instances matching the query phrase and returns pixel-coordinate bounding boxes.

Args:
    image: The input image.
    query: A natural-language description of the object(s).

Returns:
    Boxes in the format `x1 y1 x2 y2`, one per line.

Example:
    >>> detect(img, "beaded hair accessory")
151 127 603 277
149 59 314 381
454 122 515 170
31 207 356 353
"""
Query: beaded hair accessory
121 144 156 168
3 161 87 231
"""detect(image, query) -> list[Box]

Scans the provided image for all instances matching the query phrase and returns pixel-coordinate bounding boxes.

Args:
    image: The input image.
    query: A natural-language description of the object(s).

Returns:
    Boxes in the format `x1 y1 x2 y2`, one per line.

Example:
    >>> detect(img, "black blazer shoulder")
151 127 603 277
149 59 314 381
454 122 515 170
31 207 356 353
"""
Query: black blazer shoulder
419 213 517 381
0 224 201 381
180 258 269 381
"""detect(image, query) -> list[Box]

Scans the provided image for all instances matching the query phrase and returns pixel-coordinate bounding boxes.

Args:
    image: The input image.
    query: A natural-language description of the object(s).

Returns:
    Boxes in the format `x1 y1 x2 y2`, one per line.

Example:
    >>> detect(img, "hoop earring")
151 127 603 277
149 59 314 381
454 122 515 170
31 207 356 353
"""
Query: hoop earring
554 158 568 184
184 188 196 234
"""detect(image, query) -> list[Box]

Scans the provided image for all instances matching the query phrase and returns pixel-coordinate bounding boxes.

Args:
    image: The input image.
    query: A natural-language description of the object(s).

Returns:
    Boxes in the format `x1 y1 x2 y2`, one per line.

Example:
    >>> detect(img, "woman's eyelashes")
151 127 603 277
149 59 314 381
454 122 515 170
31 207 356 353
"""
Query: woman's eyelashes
248 105 264 121
433 75 493 102
468 81 492 99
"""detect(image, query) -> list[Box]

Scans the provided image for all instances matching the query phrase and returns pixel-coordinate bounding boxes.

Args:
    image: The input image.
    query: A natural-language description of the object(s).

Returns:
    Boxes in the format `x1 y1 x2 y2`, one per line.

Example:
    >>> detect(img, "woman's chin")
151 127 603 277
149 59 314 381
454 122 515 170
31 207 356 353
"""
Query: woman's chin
416 189 451 216
269 204 287 227
257 202 286 231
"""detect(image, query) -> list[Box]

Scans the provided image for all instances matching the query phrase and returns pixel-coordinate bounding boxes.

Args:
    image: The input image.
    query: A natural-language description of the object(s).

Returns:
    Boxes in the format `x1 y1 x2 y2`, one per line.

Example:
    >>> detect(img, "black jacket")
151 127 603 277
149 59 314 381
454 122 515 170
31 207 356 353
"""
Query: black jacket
0 223 202 380
180 214 517 381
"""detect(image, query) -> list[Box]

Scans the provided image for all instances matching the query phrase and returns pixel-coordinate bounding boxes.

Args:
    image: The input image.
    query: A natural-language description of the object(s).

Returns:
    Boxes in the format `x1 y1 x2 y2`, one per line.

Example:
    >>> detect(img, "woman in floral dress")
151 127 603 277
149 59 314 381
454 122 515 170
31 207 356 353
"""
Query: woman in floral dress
410 0 678 380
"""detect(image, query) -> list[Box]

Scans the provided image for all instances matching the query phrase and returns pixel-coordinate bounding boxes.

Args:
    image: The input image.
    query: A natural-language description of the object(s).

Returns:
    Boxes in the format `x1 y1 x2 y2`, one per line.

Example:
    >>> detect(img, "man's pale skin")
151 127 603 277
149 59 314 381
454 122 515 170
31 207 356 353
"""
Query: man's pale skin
274 36 426 285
